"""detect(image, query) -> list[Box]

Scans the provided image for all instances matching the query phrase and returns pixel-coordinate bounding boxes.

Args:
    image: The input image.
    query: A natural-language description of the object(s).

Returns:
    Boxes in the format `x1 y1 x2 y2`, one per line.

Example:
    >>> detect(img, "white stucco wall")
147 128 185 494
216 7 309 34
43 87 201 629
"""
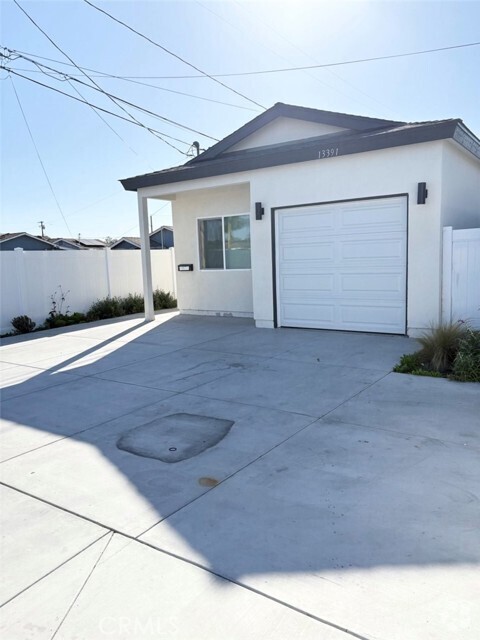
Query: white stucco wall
441 141 480 229
141 139 480 335
248 142 445 334
228 117 347 152
171 183 253 316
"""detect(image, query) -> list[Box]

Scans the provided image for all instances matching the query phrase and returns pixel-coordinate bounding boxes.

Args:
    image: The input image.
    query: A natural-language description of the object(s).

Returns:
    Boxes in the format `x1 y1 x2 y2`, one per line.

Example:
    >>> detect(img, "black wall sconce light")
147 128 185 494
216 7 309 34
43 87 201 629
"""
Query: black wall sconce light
255 202 264 220
417 182 428 205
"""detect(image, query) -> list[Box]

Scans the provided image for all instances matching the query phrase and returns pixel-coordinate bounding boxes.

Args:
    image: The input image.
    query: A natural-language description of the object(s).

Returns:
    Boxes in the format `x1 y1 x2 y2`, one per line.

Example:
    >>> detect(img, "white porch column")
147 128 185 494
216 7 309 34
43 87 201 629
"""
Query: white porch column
138 193 155 321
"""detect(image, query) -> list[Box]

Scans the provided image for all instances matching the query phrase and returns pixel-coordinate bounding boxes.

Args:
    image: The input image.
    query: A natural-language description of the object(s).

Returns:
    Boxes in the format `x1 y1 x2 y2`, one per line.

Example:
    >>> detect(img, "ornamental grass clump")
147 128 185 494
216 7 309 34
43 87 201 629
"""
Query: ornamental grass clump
417 322 468 373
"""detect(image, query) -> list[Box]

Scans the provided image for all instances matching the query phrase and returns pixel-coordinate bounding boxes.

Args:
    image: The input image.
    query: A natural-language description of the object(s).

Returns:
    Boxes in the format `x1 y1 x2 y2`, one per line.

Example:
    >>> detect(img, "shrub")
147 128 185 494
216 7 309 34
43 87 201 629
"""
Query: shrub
86 297 126 321
69 312 87 324
11 315 36 334
122 293 144 315
153 289 177 310
417 322 467 373
452 329 480 382
393 352 423 373
43 312 87 329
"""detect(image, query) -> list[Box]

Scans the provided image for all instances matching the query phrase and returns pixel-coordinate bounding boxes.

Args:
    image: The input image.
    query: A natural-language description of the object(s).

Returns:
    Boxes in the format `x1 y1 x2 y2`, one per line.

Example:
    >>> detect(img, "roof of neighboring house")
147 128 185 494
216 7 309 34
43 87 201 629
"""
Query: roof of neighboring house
110 228 173 249
109 236 141 249
0 232 60 248
52 238 106 249
121 102 480 192
151 226 173 234
52 238 87 249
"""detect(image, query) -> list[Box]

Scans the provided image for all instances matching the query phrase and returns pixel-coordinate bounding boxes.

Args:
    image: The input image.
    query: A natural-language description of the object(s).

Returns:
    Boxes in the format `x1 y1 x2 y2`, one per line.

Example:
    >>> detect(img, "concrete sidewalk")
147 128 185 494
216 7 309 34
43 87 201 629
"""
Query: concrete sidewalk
1 313 479 639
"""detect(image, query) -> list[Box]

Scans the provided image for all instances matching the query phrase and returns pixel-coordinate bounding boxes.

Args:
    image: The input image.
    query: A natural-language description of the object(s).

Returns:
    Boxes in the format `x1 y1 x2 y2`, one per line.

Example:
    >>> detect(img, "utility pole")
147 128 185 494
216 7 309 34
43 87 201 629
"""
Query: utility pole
38 221 46 237
149 215 153 234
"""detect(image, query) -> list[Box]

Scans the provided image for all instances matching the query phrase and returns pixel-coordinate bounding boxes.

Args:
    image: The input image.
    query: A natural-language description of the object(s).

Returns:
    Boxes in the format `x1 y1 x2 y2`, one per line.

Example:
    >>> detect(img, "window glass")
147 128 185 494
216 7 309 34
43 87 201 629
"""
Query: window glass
224 215 251 269
198 218 223 269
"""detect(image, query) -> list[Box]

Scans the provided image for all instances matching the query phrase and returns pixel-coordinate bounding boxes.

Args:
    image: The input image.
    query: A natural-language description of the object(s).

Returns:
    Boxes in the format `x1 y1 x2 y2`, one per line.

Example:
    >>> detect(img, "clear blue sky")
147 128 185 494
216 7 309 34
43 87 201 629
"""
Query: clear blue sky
1 0 479 240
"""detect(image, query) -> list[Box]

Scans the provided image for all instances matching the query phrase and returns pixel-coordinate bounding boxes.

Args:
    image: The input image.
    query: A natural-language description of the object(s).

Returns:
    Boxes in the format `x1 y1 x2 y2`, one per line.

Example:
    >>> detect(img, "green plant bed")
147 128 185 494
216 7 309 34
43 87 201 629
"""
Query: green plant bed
86 290 177 321
393 322 480 383
43 312 88 329
6 289 177 338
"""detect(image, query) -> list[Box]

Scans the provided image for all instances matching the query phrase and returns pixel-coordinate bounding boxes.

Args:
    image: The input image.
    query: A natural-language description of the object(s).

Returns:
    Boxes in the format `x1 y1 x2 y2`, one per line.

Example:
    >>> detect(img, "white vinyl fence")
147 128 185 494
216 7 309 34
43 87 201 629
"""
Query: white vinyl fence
443 227 480 328
0 248 176 334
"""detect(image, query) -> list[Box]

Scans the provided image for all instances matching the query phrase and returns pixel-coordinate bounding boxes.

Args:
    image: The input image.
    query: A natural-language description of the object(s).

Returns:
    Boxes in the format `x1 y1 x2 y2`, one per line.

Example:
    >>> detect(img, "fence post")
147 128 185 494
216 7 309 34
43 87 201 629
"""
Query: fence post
442 226 453 324
104 247 112 298
14 248 28 317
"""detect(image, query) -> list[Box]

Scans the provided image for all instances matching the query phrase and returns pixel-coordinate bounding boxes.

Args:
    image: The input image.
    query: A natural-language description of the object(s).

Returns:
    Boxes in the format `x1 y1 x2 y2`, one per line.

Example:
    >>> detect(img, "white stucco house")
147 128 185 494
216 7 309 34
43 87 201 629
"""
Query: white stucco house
121 103 480 336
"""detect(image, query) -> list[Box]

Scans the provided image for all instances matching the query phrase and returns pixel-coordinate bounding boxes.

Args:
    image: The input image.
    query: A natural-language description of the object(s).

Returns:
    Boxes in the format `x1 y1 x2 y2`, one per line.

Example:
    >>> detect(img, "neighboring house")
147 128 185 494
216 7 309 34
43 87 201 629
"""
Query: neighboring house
110 236 141 250
121 102 480 336
0 233 60 251
110 227 174 250
52 238 106 250
150 226 174 249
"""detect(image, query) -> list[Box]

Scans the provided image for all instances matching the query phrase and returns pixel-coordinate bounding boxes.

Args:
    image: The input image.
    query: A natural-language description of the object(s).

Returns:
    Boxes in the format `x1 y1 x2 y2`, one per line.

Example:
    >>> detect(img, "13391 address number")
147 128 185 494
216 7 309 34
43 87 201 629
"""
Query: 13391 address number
318 148 339 159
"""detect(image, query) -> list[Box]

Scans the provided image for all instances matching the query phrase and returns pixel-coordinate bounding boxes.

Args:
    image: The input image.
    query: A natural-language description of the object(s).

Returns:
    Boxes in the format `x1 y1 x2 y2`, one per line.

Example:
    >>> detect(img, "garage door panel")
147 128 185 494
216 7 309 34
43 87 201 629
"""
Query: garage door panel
341 273 404 294
341 237 405 261
341 203 406 231
282 274 334 292
339 302 406 331
277 196 407 334
281 210 335 232
282 303 335 324
281 243 334 262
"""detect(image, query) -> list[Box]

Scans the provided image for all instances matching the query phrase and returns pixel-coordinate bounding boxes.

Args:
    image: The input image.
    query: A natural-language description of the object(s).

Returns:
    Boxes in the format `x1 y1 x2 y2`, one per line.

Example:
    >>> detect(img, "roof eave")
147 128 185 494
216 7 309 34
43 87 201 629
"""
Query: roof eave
121 120 461 192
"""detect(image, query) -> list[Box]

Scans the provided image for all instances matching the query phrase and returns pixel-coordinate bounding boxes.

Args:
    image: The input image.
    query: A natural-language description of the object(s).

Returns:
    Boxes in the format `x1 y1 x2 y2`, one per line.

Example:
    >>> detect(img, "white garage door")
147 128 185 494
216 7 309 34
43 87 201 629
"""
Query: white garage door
276 196 407 334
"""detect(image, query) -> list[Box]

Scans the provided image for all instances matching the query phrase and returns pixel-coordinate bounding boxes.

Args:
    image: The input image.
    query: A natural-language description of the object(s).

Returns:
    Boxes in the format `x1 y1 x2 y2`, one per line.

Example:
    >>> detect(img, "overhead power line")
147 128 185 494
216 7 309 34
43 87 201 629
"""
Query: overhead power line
8 59 259 112
230 0 395 116
9 76 72 236
18 53 150 161
82 0 266 109
13 0 187 154
64 74 157 169
8 53 219 141
55 39 480 79
13 39 480 80
4 69 201 146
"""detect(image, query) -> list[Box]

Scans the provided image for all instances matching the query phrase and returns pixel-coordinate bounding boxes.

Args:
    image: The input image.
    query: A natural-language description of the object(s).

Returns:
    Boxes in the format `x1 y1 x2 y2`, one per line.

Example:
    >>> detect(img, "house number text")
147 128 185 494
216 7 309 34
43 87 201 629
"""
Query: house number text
318 148 339 159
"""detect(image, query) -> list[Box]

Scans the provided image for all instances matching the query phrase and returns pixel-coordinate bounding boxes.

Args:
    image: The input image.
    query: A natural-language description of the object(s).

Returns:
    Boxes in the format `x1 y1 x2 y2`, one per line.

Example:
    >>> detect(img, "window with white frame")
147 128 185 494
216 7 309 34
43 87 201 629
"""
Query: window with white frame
198 214 251 270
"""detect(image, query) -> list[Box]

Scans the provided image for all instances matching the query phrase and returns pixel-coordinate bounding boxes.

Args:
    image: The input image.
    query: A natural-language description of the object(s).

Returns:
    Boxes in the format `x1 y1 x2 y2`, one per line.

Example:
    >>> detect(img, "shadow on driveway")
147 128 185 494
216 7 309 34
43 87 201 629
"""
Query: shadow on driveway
1 313 479 637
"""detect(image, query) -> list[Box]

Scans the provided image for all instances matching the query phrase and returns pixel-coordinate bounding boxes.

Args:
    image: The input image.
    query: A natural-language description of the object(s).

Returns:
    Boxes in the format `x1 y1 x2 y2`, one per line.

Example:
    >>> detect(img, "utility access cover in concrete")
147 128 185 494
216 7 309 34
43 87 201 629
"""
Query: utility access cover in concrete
116 413 234 463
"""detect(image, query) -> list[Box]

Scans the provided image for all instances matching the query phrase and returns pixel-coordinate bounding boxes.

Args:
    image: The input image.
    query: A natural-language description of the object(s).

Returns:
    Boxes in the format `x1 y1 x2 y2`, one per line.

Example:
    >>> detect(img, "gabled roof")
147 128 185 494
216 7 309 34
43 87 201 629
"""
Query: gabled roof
0 232 60 248
109 236 141 249
121 104 480 192
151 225 173 234
187 102 404 164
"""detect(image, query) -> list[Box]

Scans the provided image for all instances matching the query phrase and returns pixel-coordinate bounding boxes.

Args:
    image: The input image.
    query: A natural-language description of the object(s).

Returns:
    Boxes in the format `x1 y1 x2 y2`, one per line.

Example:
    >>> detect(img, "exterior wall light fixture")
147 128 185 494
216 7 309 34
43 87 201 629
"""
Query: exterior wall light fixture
417 182 428 204
255 202 265 220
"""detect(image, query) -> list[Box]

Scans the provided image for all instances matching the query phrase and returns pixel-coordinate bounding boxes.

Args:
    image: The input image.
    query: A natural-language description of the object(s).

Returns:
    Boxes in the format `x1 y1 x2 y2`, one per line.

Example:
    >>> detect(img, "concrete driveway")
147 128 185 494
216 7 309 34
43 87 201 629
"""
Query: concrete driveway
1 312 479 639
